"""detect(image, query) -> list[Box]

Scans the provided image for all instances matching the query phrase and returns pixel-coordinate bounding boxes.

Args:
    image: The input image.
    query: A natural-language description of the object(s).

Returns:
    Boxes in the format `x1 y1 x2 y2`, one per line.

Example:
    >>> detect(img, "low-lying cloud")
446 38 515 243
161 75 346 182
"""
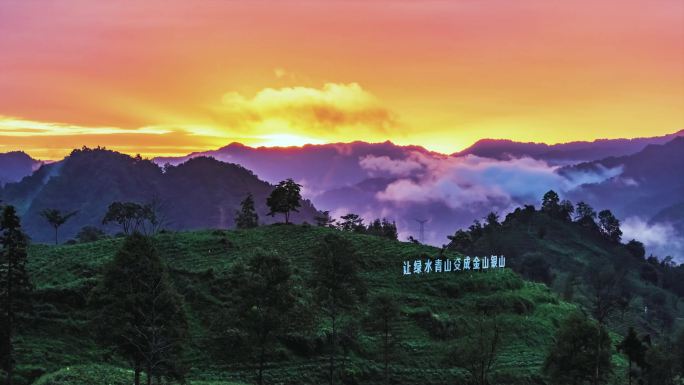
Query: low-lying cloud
622 217 684 262
362 152 622 210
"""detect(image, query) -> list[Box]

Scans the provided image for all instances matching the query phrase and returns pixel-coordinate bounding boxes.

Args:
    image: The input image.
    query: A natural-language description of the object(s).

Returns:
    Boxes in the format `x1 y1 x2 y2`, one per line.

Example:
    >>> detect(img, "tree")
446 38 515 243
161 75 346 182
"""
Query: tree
40 208 78 245
381 219 398 240
76 226 107 243
559 200 575 222
102 202 147 235
315 211 336 228
0 206 32 385
91 233 188 385
235 194 259 229
230 251 295 385
598 210 622 243
484 212 500 232
643 342 675 385
311 234 366 385
625 239 645 260
338 213 365 233
544 313 612 385
617 327 648 385
266 179 302 224
585 265 622 385
451 313 503 385
369 294 400 385
447 230 472 252
541 190 561 215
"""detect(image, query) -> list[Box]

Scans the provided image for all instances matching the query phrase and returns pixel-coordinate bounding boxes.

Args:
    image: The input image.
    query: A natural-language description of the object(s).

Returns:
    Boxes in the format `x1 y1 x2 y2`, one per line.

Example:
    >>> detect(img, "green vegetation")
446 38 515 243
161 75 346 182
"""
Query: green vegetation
3 189 682 384
16 224 573 385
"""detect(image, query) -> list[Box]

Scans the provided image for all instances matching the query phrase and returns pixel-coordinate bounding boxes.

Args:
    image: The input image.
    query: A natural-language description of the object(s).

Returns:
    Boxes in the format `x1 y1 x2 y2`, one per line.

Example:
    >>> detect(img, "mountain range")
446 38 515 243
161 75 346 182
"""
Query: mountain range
0 148 317 243
2 131 683 260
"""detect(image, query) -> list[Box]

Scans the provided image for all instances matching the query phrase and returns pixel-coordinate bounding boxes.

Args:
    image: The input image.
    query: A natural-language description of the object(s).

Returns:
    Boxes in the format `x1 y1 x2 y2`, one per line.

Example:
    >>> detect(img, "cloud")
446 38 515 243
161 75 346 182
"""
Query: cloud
359 154 425 177
364 152 622 210
622 217 684 262
217 83 397 137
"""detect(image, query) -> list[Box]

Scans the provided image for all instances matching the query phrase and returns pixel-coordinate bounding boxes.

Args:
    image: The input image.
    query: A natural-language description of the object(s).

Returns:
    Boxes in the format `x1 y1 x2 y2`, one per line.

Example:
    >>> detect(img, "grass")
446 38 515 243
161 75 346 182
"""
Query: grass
21 225 587 384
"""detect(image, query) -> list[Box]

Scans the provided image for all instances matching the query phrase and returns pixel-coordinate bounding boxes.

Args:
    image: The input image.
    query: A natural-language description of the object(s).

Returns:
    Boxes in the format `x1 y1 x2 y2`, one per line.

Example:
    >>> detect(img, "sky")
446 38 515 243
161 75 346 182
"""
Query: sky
1 0 683 159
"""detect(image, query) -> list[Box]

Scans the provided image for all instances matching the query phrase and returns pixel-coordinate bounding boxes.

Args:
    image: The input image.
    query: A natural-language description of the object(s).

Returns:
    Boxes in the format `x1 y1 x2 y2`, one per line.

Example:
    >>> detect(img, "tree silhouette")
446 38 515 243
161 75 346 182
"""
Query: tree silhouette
311 234 365 385
617 327 647 385
369 294 400 385
230 251 295 385
267 179 302 224
91 233 188 385
541 190 560 214
544 313 612 385
338 213 365 233
40 208 78 245
0 206 32 385
314 211 336 228
598 210 622 243
235 194 259 229
451 312 503 385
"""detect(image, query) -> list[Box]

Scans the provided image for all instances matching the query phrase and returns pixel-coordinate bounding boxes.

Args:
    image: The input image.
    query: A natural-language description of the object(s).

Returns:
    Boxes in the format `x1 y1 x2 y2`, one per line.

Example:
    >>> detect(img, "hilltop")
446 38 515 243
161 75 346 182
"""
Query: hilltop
21 225 573 385
0 148 318 243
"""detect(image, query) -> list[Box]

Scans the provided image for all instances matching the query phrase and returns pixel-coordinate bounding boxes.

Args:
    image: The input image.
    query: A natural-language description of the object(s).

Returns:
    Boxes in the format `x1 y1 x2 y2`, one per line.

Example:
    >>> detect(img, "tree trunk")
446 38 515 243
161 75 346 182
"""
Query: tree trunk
628 359 632 385
54 227 59 245
134 364 141 385
5 252 13 385
384 318 389 385
330 311 336 385
258 340 266 385
594 323 601 385
146 365 152 385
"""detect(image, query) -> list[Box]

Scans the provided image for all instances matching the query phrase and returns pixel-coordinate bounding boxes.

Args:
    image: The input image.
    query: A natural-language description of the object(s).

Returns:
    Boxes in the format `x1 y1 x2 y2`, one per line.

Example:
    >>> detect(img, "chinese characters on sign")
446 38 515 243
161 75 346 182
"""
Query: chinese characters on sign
403 255 506 275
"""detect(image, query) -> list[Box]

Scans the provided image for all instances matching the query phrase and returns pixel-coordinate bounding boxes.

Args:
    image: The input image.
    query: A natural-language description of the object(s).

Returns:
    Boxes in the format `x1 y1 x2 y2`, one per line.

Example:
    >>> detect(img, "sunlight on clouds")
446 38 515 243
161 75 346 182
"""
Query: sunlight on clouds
216 83 397 141
0 116 171 136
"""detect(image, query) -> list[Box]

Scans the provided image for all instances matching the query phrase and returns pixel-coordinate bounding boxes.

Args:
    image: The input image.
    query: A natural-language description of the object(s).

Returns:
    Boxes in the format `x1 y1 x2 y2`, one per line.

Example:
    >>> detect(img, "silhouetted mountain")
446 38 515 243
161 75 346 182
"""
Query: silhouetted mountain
564 137 684 221
453 130 684 163
0 151 41 186
154 141 437 193
0 148 318 243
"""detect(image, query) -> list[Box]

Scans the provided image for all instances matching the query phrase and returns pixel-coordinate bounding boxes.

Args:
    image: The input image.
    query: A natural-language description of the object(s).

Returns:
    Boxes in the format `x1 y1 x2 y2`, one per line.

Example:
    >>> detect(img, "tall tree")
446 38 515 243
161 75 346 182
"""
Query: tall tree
544 313 612 385
0 206 32 385
369 294 400 385
311 234 366 385
451 313 503 385
314 211 336 228
598 210 622 243
617 327 648 385
559 200 575 222
585 265 622 385
235 194 259 229
102 202 146 235
229 251 295 385
266 179 302 224
338 213 365 233
91 233 188 385
39 208 78 245
541 190 561 215
381 219 398 240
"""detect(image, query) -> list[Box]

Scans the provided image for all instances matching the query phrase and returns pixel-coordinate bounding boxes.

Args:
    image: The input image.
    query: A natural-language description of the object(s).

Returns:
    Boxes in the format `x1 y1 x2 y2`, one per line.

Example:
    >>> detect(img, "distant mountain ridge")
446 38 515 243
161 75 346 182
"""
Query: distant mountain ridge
0 151 42 186
453 130 684 163
0 148 318 243
564 136 684 232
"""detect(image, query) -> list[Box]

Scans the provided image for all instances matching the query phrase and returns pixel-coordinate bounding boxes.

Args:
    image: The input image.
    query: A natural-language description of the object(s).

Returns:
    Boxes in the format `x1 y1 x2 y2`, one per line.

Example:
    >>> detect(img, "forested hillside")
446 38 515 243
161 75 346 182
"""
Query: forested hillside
0 148 318 243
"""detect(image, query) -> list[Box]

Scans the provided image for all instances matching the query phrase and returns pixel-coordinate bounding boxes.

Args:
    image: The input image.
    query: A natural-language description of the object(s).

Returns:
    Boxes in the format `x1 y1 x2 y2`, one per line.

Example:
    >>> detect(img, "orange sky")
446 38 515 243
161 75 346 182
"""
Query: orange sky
1 0 683 159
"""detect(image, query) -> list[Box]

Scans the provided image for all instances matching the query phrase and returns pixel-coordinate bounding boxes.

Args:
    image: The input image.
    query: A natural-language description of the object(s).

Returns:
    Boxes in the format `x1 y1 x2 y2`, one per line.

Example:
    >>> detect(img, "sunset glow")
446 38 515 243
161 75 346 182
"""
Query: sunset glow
1 0 683 159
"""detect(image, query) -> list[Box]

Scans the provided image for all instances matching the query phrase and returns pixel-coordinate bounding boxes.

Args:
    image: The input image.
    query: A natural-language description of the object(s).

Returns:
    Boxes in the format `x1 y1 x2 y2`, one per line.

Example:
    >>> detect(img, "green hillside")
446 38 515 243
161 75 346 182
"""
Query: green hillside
18 225 578 385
